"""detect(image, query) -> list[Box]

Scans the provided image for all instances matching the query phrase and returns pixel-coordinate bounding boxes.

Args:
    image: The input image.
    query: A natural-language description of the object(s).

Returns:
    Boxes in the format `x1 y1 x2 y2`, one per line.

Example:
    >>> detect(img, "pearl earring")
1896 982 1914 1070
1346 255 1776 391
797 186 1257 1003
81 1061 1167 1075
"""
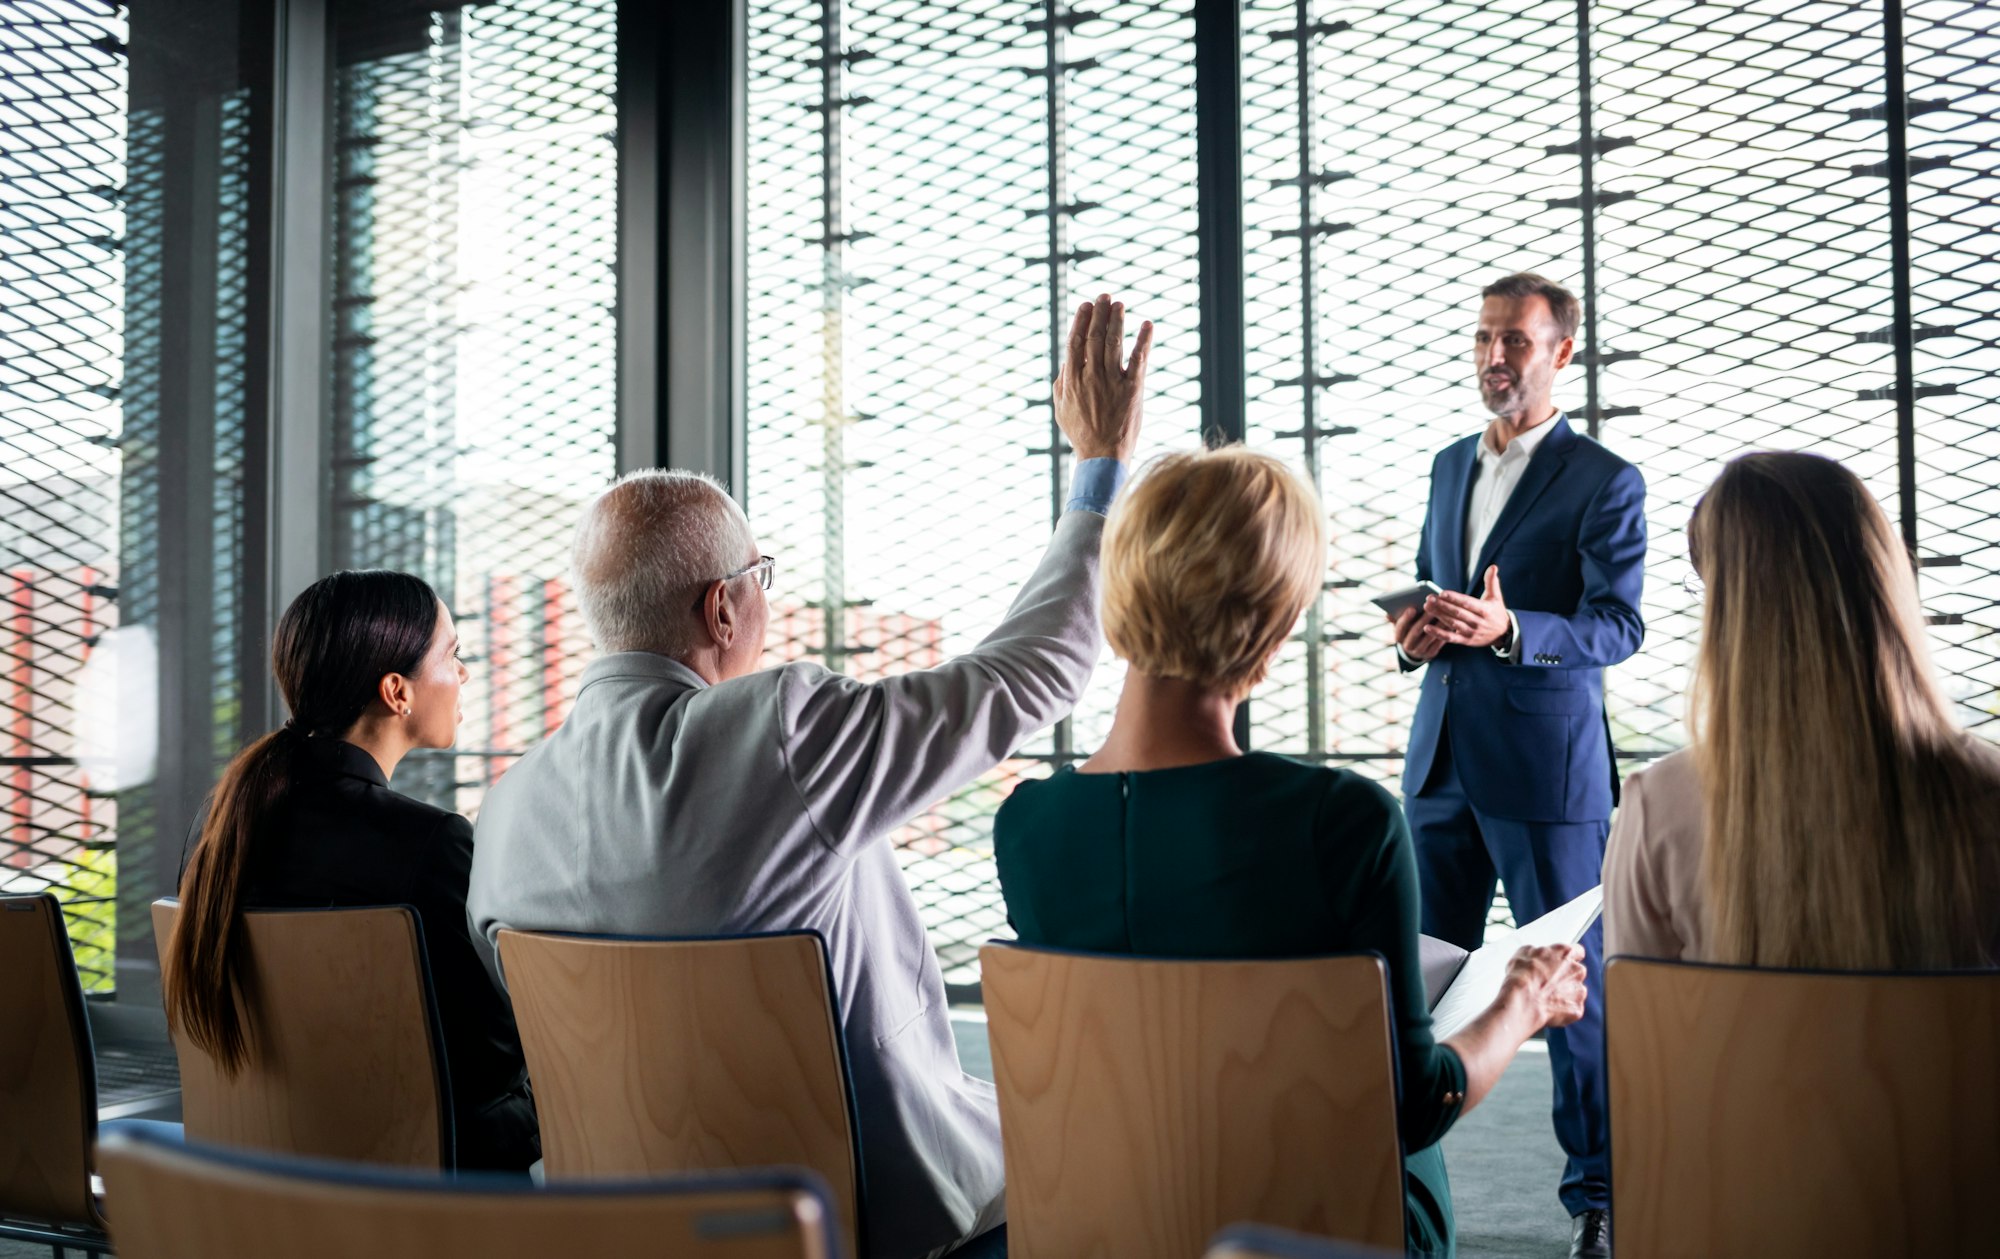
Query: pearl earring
402 706 411 716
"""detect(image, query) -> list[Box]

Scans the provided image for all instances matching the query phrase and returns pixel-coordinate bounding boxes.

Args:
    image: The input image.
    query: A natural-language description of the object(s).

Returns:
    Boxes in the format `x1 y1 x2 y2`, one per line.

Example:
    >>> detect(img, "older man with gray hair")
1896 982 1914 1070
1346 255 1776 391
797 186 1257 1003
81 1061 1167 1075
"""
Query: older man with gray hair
469 296 1152 1259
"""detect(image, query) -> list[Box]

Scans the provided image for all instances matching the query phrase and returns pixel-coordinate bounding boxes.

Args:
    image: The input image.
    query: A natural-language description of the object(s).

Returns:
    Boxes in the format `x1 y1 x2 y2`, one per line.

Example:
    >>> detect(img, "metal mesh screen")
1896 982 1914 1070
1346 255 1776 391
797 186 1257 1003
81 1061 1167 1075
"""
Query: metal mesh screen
746 0 1201 987
1906 1 2000 739
750 1 2000 976
2 0 131 989
329 0 617 812
1590 0 1901 755
1238 0 1590 937
1240 0 1584 773
211 89 253 766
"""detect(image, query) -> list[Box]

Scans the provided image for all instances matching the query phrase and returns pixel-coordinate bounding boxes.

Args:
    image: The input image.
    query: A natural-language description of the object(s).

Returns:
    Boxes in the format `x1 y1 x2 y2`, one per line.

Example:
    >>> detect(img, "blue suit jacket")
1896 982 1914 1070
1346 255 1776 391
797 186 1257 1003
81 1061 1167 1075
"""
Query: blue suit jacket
1399 416 1647 823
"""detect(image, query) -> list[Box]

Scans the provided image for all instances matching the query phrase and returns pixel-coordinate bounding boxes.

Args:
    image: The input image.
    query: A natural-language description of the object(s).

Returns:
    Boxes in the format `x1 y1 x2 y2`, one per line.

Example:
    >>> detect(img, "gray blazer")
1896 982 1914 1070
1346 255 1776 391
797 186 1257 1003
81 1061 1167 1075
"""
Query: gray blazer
468 509 1105 1259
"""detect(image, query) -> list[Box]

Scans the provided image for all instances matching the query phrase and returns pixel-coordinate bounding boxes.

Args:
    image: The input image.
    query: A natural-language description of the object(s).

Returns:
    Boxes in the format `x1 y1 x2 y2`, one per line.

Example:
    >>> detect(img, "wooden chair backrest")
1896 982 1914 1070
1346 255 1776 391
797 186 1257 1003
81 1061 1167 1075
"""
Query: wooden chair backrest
1205 1222 1397 1258
96 1131 837 1259
980 943 1405 1259
498 929 861 1253
1607 957 2000 1257
151 899 450 1168
0 893 102 1230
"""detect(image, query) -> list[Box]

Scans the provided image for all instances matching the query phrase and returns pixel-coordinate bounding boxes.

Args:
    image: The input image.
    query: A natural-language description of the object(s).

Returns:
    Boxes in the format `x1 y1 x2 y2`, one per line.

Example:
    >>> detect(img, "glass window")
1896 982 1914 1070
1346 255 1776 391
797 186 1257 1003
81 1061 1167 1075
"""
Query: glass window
752 0 2000 970
1906 0 2000 741
4 0 255 988
747 1 1201 986
327 0 618 812
2 1 132 988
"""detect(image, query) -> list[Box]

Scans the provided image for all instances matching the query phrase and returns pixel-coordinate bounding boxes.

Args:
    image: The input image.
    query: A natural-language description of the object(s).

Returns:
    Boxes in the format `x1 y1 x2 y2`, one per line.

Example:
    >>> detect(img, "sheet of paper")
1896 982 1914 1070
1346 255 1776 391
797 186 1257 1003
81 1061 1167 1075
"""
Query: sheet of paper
1513 884 1604 951
1428 885 1603 1041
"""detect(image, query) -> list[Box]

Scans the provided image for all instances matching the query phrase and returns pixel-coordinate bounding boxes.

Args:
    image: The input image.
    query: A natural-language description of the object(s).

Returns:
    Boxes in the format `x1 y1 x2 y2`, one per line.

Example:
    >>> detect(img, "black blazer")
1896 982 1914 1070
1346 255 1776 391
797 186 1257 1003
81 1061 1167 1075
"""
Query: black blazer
197 736 536 1166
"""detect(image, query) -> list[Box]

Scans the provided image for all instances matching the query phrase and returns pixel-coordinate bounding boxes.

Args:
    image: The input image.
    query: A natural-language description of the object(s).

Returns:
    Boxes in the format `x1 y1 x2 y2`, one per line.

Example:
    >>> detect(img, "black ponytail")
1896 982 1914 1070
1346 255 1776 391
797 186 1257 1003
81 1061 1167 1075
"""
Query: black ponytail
164 570 439 1072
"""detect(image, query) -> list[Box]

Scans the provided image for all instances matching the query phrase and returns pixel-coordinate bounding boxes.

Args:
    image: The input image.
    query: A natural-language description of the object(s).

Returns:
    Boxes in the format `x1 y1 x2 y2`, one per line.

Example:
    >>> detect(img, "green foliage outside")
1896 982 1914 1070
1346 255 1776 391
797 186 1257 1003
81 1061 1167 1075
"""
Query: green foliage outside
59 845 118 993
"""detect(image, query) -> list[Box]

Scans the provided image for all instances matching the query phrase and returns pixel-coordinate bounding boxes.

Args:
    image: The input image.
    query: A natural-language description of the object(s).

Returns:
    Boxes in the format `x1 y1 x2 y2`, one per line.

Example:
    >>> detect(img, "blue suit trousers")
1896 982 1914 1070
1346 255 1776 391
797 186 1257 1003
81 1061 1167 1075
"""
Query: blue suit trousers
1405 729 1609 1216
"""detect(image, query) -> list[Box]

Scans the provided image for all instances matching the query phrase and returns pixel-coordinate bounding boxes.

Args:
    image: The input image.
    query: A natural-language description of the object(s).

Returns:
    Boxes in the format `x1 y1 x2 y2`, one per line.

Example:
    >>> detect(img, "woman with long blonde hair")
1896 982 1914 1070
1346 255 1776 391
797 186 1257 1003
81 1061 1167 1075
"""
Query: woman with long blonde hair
1603 450 2000 968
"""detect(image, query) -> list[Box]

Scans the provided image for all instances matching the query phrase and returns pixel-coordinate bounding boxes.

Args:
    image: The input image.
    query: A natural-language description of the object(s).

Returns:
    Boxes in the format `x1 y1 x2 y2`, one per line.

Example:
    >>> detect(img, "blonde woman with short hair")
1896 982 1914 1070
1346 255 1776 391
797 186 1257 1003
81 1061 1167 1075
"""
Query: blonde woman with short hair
1603 450 2000 967
995 447 1590 1258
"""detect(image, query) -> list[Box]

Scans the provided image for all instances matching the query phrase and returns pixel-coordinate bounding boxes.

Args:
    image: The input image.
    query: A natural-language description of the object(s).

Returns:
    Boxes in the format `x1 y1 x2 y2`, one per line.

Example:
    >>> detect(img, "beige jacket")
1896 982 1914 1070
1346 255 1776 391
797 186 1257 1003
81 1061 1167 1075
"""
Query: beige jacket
1601 748 1708 962
1603 738 2000 966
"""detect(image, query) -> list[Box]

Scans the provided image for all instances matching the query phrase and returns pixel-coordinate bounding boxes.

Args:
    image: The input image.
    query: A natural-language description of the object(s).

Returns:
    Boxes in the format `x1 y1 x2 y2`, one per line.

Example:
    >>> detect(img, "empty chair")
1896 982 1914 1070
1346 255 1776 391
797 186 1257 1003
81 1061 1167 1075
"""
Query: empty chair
1206 1223 1397 1259
980 942 1405 1258
1607 957 2000 1257
95 1125 838 1259
0 892 112 1256
151 898 453 1168
498 929 862 1253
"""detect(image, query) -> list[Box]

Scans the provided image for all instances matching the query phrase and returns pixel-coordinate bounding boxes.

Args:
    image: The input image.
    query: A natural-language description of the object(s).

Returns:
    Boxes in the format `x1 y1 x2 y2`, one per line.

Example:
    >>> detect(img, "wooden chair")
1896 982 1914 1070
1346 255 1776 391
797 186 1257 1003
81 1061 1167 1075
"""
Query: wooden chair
1607 957 2000 1257
980 943 1405 1259
0 892 113 1256
497 929 863 1254
1205 1222 1397 1258
150 898 454 1169
95 1125 839 1259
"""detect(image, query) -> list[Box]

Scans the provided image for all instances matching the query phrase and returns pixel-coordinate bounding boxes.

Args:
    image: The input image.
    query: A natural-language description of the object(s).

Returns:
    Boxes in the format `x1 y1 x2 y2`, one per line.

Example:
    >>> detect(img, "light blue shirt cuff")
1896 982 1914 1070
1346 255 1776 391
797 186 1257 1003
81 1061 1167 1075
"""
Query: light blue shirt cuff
1065 458 1128 516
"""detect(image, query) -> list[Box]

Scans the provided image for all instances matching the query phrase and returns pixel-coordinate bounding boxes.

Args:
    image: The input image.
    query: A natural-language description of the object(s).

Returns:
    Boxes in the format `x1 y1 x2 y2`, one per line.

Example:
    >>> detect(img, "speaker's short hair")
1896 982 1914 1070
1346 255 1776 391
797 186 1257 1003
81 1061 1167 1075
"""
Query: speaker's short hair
1481 272 1581 341
1101 448 1326 698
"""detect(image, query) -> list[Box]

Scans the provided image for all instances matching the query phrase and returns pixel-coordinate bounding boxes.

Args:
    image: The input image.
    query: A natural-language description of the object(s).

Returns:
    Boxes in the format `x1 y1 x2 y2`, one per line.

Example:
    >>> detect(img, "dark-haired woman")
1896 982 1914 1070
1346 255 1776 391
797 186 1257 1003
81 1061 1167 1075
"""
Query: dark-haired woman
166 570 538 1171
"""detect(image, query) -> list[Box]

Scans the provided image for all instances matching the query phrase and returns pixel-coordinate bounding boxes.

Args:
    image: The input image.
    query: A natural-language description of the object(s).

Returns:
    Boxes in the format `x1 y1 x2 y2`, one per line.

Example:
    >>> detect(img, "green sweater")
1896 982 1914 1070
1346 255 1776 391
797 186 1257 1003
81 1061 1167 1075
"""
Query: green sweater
993 751 1468 1153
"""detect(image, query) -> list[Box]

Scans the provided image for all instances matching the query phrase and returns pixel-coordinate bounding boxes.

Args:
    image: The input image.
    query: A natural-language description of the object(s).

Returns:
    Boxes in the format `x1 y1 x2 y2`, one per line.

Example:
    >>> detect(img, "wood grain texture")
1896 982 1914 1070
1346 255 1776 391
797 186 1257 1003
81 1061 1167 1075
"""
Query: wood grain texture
980 944 1405 1259
150 900 447 1168
0 893 102 1229
96 1136 833 1259
497 931 860 1254
1607 958 2000 1257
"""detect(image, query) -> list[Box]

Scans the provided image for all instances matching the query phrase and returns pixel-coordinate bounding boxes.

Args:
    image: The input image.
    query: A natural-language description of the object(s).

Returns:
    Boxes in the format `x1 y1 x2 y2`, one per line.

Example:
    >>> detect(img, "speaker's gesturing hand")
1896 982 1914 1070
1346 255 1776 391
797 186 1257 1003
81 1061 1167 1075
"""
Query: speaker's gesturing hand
1054 293 1153 463
1424 565 1512 650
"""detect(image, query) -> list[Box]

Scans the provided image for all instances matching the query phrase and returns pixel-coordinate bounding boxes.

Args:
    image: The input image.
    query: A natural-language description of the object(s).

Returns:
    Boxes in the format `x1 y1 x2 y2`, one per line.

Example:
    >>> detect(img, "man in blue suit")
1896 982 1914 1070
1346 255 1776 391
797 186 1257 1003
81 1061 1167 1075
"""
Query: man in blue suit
1389 273 1645 1259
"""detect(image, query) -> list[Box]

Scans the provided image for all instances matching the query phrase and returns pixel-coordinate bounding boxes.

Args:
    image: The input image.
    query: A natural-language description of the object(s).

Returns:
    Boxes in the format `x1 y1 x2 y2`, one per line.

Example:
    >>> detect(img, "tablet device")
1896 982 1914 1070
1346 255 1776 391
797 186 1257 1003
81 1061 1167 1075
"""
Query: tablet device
1369 580 1445 619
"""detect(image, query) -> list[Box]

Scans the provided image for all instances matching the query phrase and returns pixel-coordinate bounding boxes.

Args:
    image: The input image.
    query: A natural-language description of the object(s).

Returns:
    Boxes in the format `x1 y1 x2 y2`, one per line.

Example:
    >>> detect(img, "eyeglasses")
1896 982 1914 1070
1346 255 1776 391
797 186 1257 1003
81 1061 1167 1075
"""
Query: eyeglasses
1681 569 1705 597
722 554 777 591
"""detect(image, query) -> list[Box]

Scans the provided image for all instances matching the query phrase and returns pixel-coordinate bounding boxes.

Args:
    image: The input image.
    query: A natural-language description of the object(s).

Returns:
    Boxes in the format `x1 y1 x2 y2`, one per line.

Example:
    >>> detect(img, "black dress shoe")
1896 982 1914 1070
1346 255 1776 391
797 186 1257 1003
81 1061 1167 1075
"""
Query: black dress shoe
1569 1207 1611 1259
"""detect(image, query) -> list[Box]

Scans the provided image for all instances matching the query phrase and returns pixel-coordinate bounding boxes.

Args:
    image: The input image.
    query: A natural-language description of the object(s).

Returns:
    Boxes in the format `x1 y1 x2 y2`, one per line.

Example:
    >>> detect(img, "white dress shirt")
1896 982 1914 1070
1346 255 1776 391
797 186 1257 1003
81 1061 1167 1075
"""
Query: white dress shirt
1396 411 1560 670
1465 410 1560 584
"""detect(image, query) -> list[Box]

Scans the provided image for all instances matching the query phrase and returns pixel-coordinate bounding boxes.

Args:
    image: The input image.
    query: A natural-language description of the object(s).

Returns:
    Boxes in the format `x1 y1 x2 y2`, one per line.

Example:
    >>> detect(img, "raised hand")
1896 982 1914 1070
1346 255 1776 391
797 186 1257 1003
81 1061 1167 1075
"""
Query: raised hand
1053 293 1153 463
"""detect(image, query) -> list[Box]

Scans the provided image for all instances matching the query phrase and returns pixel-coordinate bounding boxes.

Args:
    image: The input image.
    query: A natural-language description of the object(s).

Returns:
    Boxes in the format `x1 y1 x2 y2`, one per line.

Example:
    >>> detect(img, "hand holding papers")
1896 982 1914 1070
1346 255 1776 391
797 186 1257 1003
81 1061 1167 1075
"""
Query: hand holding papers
1421 885 1602 1041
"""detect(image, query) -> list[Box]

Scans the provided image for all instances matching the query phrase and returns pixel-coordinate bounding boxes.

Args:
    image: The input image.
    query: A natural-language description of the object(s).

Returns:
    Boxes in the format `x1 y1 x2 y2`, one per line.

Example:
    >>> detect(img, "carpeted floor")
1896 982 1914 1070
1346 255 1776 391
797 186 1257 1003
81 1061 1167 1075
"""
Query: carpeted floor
1437 1042 1573 1258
